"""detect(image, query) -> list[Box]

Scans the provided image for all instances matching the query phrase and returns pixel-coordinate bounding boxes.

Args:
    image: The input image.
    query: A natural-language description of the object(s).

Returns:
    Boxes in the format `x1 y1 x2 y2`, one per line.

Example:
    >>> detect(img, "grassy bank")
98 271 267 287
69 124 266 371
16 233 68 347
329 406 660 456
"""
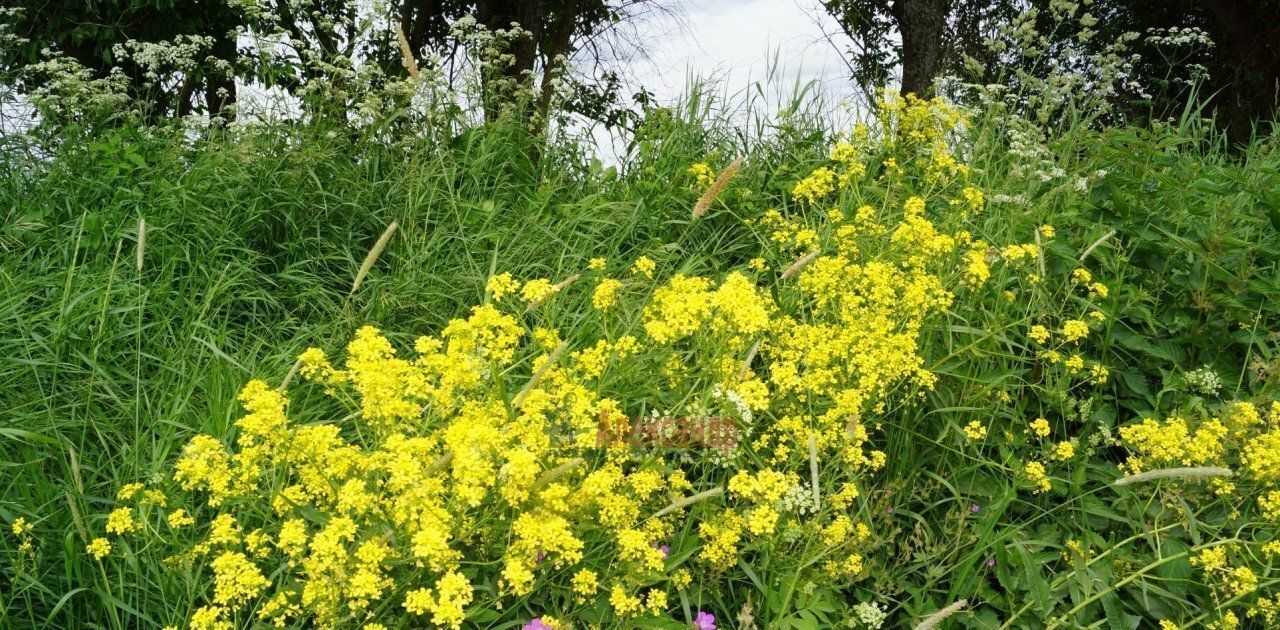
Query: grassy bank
2 96 1280 628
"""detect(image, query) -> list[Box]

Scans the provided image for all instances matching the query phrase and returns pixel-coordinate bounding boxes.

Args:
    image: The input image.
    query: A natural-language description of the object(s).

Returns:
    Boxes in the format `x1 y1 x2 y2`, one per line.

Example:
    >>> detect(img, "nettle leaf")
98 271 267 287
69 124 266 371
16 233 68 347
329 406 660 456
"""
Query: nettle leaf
778 613 821 630
1112 328 1180 363
1100 592 1141 630
1153 538 1194 582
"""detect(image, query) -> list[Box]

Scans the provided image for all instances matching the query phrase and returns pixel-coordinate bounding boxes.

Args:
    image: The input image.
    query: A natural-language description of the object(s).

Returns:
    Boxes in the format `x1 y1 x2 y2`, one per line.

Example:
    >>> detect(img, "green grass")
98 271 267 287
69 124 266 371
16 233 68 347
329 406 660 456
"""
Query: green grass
2 91 1279 628
0 103 778 626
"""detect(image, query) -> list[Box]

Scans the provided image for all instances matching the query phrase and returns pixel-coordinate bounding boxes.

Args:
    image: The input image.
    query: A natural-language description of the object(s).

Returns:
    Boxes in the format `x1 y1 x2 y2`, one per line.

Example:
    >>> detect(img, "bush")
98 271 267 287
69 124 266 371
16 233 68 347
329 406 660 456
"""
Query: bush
3 90 1280 628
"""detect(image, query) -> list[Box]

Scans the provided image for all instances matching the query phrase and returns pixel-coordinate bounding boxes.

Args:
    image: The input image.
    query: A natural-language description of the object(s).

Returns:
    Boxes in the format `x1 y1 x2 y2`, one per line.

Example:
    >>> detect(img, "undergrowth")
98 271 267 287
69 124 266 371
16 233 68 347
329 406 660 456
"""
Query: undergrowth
2 88 1279 629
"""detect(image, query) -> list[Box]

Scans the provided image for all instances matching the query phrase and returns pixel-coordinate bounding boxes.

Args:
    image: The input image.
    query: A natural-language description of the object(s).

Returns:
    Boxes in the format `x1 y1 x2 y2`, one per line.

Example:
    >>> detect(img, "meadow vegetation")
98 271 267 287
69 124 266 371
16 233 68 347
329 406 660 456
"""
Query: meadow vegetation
4 34 1280 630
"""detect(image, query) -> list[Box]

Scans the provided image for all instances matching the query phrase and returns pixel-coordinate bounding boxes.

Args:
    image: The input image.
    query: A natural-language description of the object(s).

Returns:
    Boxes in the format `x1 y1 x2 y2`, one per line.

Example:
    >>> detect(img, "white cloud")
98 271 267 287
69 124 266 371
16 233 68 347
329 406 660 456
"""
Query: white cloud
584 0 859 160
628 0 855 104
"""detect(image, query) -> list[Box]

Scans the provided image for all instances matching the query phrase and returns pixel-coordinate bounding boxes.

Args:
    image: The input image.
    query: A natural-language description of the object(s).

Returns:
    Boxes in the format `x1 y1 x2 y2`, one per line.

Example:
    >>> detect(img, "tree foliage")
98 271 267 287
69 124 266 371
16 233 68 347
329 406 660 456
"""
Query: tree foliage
0 0 243 119
821 0 1280 132
0 0 662 126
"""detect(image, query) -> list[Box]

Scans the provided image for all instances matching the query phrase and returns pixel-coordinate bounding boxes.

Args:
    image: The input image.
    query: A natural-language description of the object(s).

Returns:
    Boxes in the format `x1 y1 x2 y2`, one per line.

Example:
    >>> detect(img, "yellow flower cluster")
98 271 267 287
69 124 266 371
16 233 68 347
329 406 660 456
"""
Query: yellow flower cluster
592 277 622 310
1117 397 1280 614
1051 440 1075 461
87 537 111 559
486 272 518 299
1193 546 1258 600
790 95 968 205
1023 461 1052 494
792 166 836 204
1027 308 1109 384
874 90 970 182
404 571 472 627
630 256 655 279
1001 243 1040 265
1030 418 1051 438
964 420 988 441
520 278 558 303
1060 319 1089 343
1119 415 1229 474
688 162 715 189
90 96 1025 628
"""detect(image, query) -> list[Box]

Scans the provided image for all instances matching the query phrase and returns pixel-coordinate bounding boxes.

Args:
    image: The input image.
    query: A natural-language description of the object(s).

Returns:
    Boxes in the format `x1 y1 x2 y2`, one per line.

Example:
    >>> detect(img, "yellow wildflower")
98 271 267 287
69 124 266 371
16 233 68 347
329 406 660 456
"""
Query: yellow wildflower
1061 319 1089 343
87 537 111 559
520 278 558 303
1029 325 1051 345
1029 418 1051 438
1051 441 1075 461
571 569 598 601
105 507 136 535
631 256 656 279
688 162 714 188
593 278 622 310
209 551 269 607
792 167 836 203
1024 461 1051 494
486 272 518 300
964 420 987 441
167 509 195 528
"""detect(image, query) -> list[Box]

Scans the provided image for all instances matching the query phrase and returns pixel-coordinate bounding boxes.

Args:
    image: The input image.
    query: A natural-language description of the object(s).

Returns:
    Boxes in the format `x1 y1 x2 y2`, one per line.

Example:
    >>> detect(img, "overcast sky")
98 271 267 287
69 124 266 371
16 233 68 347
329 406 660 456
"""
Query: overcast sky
586 0 858 157
628 0 854 102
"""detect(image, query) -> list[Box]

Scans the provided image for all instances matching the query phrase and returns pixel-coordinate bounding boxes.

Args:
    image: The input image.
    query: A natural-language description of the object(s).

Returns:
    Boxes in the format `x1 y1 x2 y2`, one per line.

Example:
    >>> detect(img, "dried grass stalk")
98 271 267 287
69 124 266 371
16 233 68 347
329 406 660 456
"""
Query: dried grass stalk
653 487 724 519
66 491 88 543
915 599 968 630
136 216 146 271
350 220 399 295
396 24 420 82
808 434 820 509
1080 229 1116 261
531 274 581 307
1034 228 1046 278
739 339 762 379
1113 466 1233 487
532 457 584 491
781 250 820 280
554 274 581 291
692 157 742 218
512 340 569 408
428 452 453 474
278 358 301 394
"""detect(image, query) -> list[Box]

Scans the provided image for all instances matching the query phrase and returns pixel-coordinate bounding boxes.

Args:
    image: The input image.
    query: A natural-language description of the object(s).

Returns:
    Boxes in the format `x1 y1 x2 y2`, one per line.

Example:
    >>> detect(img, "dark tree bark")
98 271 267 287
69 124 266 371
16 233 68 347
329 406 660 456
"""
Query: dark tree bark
1203 0 1280 138
475 0 542 120
891 0 947 97
537 0 579 119
206 31 238 120
400 0 446 53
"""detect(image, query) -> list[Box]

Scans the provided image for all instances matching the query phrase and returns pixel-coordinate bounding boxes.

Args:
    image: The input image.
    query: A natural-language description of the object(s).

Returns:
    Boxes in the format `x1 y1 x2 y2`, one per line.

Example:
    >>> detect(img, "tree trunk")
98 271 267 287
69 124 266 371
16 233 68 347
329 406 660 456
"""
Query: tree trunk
400 0 445 54
1204 0 1280 140
537 0 579 121
892 0 947 97
206 32 239 121
476 0 542 120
